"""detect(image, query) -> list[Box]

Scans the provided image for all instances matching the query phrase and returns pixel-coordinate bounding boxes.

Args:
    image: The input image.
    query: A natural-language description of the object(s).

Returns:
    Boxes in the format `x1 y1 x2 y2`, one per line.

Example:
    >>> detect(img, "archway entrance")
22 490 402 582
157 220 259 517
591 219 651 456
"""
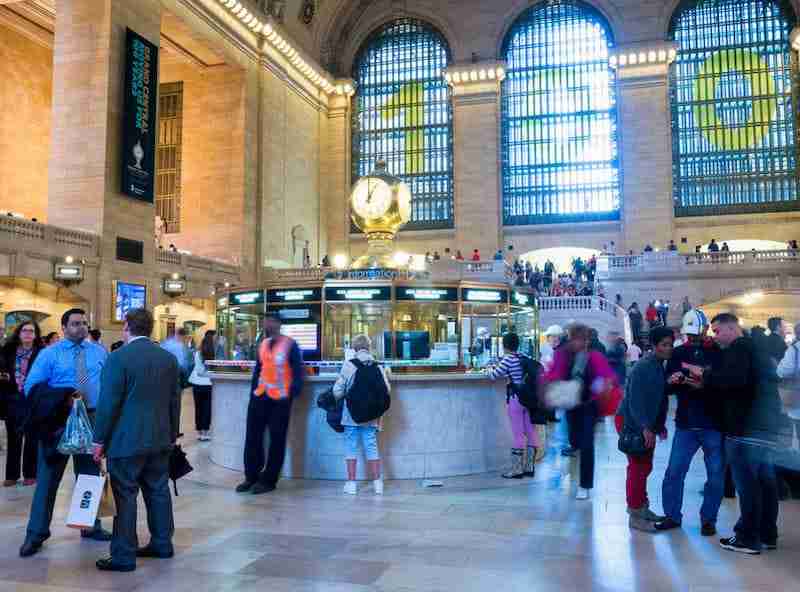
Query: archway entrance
0 277 87 336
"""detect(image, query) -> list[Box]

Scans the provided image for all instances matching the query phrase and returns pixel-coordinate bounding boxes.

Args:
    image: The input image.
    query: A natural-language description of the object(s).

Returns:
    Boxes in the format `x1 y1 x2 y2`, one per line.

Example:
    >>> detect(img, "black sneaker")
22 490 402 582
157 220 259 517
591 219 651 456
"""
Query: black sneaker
654 518 681 531
235 480 255 493
701 521 717 537
251 482 276 495
762 540 777 551
719 536 760 555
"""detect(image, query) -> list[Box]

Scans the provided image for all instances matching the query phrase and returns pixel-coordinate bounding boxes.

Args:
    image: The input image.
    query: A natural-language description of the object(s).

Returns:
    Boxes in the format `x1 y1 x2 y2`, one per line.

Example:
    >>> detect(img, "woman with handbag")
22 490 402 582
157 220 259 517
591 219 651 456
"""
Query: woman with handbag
544 323 616 500
188 330 216 441
0 321 44 486
615 326 674 532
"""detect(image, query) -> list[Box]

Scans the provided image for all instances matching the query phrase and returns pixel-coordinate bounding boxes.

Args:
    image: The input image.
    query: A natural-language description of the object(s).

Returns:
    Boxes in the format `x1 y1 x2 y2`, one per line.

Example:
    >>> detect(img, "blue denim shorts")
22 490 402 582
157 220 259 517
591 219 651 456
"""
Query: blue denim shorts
344 426 380 461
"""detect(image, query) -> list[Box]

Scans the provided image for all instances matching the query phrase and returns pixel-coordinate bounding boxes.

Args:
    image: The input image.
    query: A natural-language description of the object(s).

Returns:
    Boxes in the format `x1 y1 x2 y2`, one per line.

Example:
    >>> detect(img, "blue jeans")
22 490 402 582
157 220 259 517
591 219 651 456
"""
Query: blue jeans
727 437 779 549
662 428 725 524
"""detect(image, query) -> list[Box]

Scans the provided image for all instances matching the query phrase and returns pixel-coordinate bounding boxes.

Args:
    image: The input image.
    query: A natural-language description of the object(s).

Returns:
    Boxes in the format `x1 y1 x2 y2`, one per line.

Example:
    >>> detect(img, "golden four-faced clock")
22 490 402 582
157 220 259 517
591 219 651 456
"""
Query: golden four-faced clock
349 161 412 269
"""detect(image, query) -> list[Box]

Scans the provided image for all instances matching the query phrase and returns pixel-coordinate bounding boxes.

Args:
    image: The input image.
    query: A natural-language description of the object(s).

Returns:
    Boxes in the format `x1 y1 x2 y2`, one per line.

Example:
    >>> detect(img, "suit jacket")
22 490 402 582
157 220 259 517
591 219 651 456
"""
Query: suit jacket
0 343 43 422
93 338 180 459
24 383 73 463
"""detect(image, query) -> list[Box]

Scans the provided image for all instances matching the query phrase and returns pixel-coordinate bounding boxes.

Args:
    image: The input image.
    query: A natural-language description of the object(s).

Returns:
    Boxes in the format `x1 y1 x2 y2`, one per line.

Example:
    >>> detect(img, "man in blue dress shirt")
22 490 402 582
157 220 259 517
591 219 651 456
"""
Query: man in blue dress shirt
19 308 111 558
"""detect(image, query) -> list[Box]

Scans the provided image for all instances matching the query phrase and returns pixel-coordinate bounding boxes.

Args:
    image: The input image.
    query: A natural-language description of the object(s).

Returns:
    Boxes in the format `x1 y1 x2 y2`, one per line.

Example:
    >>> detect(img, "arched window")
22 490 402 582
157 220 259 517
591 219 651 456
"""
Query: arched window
670 0 798 215
501 1 619 226
352 18 453 229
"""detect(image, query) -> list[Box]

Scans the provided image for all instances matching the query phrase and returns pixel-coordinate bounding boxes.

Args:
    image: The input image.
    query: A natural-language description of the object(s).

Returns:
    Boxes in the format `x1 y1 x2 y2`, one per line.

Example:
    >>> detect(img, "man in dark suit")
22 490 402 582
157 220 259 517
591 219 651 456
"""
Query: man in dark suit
92 308 180 572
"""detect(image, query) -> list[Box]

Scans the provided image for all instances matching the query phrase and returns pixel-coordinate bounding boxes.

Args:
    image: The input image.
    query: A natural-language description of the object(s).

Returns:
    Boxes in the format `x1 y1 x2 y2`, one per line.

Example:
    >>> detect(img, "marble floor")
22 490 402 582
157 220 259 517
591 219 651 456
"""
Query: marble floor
1 392 798 592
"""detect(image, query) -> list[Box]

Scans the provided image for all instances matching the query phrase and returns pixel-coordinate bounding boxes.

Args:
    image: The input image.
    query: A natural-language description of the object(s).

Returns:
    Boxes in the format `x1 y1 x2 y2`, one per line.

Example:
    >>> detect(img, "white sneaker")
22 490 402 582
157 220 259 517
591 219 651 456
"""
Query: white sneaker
575 487 590 500
373 479 384 495
343 481 357 495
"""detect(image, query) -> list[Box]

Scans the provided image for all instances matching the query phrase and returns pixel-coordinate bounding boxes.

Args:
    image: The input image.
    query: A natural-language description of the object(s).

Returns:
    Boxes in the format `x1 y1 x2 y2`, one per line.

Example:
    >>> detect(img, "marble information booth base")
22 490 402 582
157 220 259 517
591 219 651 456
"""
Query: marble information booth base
210 373 511 480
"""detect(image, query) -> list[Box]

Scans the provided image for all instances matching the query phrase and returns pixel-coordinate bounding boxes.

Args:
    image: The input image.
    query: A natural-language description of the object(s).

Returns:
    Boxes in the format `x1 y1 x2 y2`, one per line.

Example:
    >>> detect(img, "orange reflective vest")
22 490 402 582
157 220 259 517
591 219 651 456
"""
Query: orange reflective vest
253 337 293 400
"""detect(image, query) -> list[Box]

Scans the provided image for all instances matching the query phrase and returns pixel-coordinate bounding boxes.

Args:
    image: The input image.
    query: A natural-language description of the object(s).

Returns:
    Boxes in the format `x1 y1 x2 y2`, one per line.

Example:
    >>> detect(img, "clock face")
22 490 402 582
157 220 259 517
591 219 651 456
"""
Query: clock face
352 177 393 220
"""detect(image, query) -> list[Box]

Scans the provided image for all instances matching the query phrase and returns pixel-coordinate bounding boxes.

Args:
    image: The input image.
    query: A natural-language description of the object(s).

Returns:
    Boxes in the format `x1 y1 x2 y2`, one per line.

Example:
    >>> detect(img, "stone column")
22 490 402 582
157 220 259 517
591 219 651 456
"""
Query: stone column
613 43 677 254
320 85 353 259
445 62 506 258
48 0 162 327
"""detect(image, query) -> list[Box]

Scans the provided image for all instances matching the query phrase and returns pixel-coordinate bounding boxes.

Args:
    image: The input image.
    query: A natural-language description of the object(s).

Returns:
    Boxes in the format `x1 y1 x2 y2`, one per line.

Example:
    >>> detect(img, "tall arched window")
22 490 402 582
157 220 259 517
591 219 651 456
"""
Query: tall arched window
501 1 619 226
670 0 799 215
352 18 453 229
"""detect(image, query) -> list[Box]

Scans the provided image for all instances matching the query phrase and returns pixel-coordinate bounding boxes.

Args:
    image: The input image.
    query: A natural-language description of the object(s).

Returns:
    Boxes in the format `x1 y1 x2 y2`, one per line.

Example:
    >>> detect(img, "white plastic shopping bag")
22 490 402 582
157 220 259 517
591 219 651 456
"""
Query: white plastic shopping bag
66 474 106 529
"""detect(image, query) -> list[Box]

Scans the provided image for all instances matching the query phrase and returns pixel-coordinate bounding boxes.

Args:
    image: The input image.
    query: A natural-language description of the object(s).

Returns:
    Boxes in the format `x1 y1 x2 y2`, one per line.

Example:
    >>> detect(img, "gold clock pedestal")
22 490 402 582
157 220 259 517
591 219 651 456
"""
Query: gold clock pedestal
351 232 400 269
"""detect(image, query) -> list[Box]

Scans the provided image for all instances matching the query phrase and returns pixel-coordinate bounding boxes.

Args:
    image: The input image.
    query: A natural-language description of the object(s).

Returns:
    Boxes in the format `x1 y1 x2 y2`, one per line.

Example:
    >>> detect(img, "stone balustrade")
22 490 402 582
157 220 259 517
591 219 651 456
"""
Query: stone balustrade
598 249 800 279
0 216 98 256
539 295 633 344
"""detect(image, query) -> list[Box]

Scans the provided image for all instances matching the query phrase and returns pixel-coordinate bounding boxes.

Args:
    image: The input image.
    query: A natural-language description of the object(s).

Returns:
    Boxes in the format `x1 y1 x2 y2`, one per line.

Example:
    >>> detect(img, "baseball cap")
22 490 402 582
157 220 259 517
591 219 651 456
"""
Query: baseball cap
681 309 708 336
544 324 564 337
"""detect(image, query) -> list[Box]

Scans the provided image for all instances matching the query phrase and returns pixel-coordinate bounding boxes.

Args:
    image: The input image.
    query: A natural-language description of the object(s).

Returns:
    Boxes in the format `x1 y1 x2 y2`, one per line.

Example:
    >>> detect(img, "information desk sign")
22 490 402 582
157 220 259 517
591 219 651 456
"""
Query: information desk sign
267 288 322 303
324 286 392 302
462 288 509 304
395 287 459 302
512 291 534 307
229 290 265 306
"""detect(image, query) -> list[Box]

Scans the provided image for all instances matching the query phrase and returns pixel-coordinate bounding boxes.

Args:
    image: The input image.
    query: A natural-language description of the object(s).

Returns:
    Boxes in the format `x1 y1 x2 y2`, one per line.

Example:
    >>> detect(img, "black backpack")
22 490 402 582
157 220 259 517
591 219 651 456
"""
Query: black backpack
346 359 391 424
511 355 545 421
316 388 344 433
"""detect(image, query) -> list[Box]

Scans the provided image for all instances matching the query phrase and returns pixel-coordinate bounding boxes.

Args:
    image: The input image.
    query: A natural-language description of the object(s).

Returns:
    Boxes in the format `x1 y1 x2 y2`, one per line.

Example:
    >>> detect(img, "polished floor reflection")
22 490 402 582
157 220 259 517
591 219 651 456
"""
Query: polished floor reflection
1 393 798 591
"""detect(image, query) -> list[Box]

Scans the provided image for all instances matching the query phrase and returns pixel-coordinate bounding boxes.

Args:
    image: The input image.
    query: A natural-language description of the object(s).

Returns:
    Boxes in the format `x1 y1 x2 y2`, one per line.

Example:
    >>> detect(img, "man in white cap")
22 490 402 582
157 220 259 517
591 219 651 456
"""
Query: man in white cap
540 325 563 370
655 309 725 536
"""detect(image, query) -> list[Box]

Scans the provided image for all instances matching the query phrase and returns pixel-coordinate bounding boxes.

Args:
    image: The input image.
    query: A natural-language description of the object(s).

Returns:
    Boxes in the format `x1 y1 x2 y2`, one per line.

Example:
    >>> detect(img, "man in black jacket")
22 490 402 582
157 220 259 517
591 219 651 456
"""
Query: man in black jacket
656 309 724 535
687 313 782 554
765 317 787 364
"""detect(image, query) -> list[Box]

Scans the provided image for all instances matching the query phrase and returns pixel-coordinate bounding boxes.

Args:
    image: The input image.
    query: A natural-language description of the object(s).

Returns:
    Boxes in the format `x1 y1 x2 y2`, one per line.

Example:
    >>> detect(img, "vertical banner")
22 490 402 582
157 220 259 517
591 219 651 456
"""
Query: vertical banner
121 28 158 202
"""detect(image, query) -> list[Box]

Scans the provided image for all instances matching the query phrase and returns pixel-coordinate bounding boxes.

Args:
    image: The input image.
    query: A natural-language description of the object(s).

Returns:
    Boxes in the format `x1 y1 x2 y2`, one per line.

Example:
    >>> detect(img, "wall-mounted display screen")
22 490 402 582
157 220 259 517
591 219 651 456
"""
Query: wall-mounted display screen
395 287 458 301
281 323 319 353
114 281 146 322
324 286 392 301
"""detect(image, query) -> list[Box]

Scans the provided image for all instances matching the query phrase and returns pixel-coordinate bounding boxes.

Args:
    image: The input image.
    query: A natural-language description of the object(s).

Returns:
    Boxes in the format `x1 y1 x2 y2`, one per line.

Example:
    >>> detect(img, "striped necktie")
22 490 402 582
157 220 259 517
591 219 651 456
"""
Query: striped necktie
74 343 88 396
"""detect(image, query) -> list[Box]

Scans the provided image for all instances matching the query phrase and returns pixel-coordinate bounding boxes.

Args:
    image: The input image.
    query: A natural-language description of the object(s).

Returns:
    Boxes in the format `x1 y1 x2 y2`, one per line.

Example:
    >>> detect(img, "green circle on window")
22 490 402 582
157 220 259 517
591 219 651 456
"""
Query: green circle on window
693 49 778 151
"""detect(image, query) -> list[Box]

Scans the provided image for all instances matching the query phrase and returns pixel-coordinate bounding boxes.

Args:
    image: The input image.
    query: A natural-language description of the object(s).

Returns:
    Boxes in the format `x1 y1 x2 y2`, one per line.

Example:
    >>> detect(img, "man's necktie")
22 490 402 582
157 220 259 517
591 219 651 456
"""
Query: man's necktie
74 344 88 396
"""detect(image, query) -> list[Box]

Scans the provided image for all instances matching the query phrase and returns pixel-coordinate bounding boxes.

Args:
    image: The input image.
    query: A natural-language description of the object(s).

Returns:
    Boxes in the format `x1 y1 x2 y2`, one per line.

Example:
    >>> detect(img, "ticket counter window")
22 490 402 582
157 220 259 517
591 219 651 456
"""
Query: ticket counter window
216 306 262 361
392 302 459 364
461 303 505 369
324 303 392 360
510 292 539 359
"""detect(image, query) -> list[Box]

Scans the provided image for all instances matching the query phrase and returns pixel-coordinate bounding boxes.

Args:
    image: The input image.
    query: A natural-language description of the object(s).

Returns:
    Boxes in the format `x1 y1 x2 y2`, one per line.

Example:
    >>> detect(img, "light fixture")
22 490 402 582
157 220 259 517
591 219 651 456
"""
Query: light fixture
171 272 180 280
224 282 230 288
333 254 348 269
65 255 74 264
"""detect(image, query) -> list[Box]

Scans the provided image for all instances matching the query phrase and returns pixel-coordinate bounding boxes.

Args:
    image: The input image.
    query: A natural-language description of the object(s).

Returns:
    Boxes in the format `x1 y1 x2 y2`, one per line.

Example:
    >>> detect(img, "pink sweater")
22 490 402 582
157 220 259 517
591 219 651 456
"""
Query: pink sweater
543 348 616 401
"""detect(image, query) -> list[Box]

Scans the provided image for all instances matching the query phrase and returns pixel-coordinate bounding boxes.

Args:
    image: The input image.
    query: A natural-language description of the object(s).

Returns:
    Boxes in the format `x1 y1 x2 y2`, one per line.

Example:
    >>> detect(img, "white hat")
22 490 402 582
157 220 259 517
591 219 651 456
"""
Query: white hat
681 309 708 336
544 324 564 337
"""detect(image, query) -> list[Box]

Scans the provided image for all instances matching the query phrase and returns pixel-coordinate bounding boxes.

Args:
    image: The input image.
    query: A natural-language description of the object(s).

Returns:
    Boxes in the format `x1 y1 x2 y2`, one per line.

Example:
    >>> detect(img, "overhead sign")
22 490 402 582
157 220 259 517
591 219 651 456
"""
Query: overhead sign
513 291 534 306
278 308 312 320
324 286 392 302
54 263 84 281
325 268 430 281
267 288 322 303
229 291 265 306
396 287 458 302
463 288 508 303
121 28 158 202
163 278 187 296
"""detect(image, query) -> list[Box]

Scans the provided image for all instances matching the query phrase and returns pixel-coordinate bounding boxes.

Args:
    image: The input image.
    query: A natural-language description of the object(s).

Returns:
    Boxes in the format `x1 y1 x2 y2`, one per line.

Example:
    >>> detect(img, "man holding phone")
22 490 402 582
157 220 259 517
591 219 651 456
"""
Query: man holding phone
655 309 724 535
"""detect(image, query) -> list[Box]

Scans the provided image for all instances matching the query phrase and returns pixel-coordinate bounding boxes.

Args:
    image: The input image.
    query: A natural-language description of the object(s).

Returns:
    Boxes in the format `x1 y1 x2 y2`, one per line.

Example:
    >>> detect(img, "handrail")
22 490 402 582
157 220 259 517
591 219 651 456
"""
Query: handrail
601 249 799 272
539 296 633 345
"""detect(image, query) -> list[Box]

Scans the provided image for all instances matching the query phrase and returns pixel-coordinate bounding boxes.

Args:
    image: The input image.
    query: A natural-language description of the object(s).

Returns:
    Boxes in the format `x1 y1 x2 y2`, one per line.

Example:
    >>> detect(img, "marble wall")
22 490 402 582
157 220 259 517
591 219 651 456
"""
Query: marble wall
210 374 513 480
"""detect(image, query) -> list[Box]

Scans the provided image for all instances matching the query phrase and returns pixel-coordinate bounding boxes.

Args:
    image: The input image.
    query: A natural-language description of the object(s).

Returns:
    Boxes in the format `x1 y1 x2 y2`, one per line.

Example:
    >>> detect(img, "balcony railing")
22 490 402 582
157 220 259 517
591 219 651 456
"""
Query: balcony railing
156 249 239 276
0 216 98 255
539 296 632 344
598 249 800 279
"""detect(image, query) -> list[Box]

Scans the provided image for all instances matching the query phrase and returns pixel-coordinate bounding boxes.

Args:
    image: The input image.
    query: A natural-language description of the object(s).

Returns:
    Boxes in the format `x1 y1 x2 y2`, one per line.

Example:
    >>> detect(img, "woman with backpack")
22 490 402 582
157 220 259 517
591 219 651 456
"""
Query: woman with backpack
333 334 391 495
487 332 541 479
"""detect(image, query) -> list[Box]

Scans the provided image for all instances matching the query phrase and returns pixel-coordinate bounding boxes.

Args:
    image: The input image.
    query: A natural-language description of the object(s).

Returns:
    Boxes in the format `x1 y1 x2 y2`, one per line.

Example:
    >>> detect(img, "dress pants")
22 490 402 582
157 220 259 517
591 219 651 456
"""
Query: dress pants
726 437 779 549
25 443 102 544
4 417 37 481
191 385 212 431
108 452 174 567
244 396 292 486
566 401 597 489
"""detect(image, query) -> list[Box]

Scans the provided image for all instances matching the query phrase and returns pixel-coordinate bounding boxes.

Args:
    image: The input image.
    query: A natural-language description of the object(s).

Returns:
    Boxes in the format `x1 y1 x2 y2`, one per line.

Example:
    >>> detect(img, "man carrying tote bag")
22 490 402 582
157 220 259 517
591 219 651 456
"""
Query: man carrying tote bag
91 308 181 572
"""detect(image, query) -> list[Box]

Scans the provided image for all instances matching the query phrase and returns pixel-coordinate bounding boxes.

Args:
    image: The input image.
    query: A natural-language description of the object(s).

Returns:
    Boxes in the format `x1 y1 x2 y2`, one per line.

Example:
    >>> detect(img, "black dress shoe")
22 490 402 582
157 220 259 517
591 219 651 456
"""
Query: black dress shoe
235 480 255 493
701 521 717 537
82 528 113 541
654 518 682 531
137 546 174 559
251 482 276 495
19 541 42 558
96 557 136 572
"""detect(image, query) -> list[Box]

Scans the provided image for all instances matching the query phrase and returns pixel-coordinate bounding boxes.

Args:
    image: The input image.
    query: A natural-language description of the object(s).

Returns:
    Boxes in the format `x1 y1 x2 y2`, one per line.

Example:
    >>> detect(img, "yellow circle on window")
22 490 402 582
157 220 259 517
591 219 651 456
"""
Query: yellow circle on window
693 49 778 151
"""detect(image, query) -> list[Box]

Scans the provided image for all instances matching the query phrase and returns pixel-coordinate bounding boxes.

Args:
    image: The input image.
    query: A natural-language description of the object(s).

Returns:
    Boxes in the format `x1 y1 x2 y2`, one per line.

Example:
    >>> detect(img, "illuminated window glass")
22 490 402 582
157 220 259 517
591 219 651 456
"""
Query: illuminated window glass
670 0 799 216
352 18 453 230
156 82 183 233
501 1 619 226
